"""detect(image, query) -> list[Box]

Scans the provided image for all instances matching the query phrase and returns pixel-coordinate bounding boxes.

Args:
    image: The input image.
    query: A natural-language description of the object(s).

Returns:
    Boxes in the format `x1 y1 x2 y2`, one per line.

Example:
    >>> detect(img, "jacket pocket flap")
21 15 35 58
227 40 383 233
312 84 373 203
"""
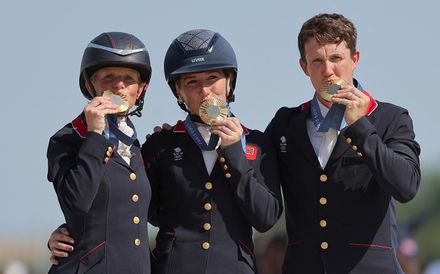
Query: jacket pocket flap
80 241 106 266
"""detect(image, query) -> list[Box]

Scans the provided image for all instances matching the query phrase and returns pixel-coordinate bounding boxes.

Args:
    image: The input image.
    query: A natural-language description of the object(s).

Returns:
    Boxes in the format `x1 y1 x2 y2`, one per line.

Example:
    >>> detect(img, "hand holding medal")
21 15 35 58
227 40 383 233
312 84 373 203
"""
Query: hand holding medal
325 78 370 125
200 96 242 148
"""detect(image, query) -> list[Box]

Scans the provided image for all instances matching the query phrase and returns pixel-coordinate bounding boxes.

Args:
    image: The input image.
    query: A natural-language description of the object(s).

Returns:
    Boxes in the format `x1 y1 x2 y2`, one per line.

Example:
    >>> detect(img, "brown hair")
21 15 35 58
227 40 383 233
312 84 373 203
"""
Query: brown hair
298 13 357 61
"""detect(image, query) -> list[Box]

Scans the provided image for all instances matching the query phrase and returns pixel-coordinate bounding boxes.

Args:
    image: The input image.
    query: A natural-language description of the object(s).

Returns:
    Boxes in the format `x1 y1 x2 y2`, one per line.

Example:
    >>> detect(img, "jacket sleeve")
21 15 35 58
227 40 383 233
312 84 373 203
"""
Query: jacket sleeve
343 108 421 203
217 134 283 232
47 131 113 214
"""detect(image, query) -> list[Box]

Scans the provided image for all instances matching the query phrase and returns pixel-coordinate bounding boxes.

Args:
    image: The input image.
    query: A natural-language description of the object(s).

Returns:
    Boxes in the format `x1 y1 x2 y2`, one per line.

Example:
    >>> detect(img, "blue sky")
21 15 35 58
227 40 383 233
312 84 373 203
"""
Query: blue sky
1 0 438 241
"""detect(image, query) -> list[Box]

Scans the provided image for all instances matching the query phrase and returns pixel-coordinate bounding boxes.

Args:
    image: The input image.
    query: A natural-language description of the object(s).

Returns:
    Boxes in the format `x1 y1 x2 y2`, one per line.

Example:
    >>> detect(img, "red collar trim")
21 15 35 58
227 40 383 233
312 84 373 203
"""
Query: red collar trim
71 114 87 138
364 91 378 116
173 120 186 132
301 100 312 111
173 120 250 135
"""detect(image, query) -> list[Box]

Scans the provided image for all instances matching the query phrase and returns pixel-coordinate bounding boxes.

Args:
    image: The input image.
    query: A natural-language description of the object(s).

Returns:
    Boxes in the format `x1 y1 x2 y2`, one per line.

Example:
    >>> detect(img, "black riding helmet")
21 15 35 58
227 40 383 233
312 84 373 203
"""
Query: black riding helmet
164 29 237 111
79 32 152 117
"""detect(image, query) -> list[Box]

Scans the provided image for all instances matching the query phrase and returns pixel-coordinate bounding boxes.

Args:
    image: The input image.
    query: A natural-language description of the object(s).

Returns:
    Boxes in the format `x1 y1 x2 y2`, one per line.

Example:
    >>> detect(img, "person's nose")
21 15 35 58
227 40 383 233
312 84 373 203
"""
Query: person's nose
323 60 335 78
112 78 125 90
200 85 211 98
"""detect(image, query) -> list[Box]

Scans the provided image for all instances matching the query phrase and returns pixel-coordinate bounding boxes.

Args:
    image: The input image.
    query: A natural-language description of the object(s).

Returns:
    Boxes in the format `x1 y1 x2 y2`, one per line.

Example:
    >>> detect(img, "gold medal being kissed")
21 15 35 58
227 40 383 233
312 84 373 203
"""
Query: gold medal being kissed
199 97 228 125
320 78 350 102
102 90 129 113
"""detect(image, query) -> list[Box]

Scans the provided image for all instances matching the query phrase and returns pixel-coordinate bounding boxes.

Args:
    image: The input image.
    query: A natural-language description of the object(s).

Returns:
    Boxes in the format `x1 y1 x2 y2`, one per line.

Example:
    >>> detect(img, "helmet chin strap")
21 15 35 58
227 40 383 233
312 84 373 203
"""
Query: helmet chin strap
128 85 147 117
225 77 231 104
83 71 98 99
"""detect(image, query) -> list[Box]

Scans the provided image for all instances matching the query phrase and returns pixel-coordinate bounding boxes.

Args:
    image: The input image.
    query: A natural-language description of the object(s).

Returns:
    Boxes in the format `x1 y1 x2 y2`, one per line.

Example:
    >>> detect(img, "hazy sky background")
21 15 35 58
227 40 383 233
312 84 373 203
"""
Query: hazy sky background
1 0 438 250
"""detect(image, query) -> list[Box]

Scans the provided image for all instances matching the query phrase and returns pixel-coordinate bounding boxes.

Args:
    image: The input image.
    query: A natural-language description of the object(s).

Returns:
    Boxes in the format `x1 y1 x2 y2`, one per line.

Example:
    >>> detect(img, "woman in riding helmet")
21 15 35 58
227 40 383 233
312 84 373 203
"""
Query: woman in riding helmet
142 29 283 274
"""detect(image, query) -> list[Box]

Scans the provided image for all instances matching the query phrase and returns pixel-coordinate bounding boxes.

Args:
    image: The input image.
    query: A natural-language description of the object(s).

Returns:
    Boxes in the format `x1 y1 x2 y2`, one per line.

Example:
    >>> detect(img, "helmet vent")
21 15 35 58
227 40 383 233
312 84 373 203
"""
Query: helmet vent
176 29 215 52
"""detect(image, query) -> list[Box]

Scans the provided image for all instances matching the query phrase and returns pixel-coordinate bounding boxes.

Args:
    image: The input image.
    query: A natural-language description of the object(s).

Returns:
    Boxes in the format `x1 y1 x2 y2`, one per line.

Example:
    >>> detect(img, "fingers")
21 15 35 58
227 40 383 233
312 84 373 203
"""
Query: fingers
84 96 119 134
51 242 73 257
210 117 243 147
162 123 173 131
85 96 119 116
48 227 75 262
332 86 370 125
50 255 59 265
152 122 173 134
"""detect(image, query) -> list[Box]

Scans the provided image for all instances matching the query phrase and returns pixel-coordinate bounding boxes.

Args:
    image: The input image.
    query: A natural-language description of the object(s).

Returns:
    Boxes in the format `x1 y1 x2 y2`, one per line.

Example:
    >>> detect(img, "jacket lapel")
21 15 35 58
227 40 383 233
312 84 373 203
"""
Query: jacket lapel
326 129 351 166
174 124 210 177
289 108 321 168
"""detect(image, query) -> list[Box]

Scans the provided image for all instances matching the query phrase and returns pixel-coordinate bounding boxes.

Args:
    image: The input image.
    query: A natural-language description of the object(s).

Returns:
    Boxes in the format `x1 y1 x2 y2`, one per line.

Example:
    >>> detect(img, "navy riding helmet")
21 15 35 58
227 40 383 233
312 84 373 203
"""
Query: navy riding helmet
79 32 152 117
164 29 238 111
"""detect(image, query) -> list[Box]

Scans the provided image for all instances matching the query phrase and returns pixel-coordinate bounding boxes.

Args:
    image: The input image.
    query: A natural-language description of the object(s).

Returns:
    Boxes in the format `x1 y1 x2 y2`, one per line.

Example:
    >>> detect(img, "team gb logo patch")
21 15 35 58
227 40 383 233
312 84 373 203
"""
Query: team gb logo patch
173 147 183 161
280 136 287 153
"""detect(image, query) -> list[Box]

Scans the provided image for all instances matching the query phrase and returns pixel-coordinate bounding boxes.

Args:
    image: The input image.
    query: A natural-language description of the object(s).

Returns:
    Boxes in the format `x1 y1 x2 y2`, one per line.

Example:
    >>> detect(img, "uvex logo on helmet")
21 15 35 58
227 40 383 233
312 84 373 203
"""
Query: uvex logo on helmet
191 57 205 63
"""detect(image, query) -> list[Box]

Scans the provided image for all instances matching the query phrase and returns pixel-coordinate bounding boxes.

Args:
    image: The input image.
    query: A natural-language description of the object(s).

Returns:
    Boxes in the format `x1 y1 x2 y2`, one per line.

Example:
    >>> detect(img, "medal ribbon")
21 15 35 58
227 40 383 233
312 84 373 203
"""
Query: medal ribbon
184 114 246 152
104 115 137 149
184 115 220 151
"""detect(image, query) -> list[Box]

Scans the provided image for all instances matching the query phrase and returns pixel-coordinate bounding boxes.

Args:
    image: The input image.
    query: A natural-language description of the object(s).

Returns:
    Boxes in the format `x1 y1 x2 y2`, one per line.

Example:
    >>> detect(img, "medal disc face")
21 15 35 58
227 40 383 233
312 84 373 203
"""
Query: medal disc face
102 90 129 113
320 79 348 102
199 97 228 125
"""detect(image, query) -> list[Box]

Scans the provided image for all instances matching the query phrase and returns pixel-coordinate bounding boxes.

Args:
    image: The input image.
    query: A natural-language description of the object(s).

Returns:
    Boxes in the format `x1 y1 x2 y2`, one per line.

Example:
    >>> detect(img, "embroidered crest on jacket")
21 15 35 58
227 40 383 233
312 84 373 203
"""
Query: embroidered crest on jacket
173 147 183 161
280 136 287 153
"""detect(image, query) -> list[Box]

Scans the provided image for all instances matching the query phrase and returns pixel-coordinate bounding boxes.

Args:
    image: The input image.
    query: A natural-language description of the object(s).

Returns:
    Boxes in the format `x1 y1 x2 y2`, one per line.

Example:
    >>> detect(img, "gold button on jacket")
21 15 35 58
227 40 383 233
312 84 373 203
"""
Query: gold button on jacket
203 223 211 231
203 203 212 211
205 182 213 190
133 216 140 224
202 242 210 250
130 173 137 181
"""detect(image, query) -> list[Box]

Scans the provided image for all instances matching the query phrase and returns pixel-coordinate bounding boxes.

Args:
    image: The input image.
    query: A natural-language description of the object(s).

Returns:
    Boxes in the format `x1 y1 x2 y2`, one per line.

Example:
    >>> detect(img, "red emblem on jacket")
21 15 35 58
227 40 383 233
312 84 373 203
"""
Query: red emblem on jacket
245 145 258 160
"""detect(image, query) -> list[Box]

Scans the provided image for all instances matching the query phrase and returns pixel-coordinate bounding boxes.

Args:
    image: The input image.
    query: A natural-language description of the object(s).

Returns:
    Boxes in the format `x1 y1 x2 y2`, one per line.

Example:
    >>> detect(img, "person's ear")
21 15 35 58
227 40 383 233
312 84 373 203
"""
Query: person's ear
351 50 360 71
299 58 310 76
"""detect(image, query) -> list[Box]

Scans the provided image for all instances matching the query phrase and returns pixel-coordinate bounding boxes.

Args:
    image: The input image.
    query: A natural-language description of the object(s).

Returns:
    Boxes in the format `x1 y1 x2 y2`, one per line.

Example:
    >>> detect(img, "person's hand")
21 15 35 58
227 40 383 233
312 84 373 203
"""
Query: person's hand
84 96 119 134
210 117 243 148
48 226 75 265
331 86 370 125
146 122 174 139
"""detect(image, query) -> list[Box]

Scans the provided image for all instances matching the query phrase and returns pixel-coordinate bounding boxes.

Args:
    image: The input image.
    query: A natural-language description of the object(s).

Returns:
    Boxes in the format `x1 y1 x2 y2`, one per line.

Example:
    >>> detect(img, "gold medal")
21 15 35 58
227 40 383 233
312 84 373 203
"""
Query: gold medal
199 97 228 125
320 78 349 102
102 90 129 113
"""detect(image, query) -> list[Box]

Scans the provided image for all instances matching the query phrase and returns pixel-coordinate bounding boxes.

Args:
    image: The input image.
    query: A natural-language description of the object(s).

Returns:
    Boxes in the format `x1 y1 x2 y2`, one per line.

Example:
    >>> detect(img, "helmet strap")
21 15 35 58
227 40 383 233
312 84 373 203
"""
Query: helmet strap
83 70 98 99
225 78 230 99
128 85 147 117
